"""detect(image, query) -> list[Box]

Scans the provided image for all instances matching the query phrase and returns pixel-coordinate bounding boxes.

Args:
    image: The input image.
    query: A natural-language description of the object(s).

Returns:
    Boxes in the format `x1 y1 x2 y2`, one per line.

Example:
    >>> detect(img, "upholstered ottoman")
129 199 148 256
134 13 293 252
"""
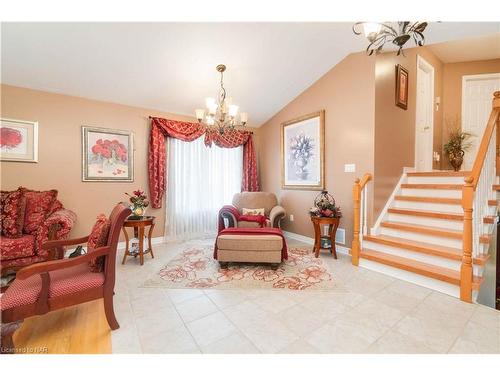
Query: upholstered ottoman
214 228 288 269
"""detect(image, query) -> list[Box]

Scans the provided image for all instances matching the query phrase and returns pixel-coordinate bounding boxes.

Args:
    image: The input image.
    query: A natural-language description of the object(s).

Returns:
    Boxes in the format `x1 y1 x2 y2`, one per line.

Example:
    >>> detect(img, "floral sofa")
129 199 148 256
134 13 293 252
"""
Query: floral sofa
0 187 76 275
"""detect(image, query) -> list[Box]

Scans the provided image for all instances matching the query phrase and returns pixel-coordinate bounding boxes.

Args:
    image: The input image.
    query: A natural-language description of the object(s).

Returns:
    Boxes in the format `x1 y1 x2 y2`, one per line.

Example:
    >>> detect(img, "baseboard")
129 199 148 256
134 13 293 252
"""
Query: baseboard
117 236 165 250
282 230 351 256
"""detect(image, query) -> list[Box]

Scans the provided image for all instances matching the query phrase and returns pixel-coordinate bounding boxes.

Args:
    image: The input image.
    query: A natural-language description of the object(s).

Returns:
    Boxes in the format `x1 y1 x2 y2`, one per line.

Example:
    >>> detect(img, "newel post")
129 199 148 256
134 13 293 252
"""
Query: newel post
460 177 474 302
351 178 361 266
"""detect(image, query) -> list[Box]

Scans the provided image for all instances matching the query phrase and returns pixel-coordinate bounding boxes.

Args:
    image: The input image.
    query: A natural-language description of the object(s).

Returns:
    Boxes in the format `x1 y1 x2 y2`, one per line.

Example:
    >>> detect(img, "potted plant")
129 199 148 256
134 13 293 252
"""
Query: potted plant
125 190 149 218
443 118 473 172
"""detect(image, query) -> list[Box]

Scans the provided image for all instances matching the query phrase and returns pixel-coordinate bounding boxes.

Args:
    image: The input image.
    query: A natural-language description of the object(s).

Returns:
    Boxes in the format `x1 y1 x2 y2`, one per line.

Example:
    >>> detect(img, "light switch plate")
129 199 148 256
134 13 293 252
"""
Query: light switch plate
344 164 356 173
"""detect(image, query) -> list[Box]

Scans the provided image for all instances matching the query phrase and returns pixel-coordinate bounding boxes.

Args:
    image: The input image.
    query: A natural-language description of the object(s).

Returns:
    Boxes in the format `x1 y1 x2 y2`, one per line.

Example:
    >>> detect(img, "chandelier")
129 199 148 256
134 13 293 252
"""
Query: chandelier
353 21 427 56
195 64 248 134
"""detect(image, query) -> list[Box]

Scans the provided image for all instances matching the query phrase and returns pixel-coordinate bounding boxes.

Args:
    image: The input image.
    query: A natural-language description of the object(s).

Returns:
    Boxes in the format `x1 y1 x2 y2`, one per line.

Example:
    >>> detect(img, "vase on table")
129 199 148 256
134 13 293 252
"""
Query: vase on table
130 204 146 218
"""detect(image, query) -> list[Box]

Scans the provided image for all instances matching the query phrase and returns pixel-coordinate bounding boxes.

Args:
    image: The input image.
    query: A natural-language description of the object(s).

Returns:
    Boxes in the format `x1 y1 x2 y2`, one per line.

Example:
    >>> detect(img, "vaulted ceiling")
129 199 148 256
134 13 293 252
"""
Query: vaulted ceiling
2 22 499 126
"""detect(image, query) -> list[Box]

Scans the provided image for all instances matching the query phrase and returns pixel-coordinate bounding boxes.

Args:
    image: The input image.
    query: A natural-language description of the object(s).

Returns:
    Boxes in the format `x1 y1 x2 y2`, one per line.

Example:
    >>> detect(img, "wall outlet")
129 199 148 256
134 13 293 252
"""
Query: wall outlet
289 214 294 222
344 164 356 173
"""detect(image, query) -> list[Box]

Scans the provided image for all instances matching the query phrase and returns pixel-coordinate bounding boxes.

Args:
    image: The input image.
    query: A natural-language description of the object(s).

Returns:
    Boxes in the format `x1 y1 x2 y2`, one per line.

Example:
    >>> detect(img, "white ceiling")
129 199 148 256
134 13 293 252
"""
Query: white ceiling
1 22 499 126
428 32 500 63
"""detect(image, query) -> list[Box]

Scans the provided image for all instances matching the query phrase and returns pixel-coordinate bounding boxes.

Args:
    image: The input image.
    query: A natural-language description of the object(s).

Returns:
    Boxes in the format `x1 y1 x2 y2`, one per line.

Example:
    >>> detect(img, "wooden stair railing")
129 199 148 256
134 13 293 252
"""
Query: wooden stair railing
461 91 500 302
351 173 372 266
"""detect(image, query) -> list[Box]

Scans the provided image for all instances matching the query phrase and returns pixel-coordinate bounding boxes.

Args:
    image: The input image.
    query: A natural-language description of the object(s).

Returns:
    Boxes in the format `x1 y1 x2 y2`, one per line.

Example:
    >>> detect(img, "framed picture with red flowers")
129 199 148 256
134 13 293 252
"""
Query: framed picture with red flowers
0 118 39 162
82 126 134 182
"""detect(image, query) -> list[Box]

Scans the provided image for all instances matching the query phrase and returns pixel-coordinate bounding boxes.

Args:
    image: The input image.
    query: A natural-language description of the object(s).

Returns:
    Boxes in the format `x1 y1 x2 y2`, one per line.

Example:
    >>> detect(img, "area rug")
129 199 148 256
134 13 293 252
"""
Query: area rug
141 246 340 290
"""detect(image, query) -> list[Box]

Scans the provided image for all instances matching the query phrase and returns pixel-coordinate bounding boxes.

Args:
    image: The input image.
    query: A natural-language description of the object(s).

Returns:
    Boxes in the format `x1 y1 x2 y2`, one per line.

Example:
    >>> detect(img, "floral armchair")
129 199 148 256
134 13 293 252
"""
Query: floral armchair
0 187 76 275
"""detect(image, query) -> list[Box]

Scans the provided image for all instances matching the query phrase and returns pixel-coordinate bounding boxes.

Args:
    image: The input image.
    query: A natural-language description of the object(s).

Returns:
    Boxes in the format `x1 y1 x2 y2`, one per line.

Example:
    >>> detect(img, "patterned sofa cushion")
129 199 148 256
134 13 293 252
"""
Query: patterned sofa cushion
22 188 58 234
0 234 36 260
87 214 111 273
0 263 105 310
0 189 26 238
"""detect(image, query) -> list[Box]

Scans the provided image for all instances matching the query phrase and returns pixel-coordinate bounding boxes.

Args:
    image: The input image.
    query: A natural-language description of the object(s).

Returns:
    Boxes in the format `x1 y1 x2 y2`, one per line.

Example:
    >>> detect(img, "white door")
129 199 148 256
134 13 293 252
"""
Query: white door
462 73 500 170
415 55 434 171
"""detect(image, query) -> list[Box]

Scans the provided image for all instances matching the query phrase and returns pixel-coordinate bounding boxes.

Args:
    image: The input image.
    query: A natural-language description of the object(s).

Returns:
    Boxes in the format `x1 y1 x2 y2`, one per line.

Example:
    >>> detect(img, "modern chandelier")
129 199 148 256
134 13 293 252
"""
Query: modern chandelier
195 64 248 134
353 21 428 56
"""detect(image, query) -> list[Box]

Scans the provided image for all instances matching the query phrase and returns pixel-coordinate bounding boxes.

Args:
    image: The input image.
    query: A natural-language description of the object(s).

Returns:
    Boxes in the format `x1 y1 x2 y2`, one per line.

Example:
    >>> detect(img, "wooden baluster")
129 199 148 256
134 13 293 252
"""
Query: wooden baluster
460 177 474 303
352 178 361 266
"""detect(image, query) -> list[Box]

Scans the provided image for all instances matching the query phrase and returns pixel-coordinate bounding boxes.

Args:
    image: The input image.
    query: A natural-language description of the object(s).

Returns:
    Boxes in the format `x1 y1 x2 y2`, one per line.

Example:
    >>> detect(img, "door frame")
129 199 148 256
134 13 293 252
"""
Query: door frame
414 54 435 171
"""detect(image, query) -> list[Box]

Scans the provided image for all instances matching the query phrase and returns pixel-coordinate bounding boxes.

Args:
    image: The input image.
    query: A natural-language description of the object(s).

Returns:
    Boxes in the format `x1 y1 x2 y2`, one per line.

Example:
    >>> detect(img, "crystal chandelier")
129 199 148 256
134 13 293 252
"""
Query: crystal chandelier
195 64 248 134
353 21 428 56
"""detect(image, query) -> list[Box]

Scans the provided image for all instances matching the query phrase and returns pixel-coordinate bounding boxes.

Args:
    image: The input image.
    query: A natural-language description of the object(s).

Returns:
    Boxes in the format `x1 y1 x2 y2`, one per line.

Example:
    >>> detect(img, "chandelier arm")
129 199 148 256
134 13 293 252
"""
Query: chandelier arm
379 23 399 38
365 33 388 54
352 22 364 35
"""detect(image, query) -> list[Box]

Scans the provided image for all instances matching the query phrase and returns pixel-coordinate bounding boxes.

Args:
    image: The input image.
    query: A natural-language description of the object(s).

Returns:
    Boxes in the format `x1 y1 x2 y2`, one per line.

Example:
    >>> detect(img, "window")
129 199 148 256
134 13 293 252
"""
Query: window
166 136 243 240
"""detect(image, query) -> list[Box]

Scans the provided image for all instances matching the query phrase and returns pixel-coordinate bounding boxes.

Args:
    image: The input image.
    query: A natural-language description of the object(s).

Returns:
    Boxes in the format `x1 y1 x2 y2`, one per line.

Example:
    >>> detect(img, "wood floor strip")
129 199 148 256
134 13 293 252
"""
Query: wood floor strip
12 299 111 354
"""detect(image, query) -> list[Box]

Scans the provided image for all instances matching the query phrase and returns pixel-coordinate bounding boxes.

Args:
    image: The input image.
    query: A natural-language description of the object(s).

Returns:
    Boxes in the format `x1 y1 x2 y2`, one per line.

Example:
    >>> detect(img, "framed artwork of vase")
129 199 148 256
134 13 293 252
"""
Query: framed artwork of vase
395 64 409 110
281 110 325 190
0 118 38 163
82 126 134 182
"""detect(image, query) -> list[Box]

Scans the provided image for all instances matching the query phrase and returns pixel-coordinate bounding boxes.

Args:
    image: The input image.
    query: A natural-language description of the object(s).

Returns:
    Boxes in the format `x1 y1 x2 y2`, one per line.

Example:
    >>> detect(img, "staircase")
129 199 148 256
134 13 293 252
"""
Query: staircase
359 171 496 299
351 91 500 302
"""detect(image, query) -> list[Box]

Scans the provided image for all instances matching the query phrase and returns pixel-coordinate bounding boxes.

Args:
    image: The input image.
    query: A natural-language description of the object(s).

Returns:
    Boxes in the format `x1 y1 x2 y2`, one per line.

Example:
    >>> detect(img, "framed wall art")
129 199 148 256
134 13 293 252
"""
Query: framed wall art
281 110 325 190
82 126 134 182
0 118 38 162
395 64 409 110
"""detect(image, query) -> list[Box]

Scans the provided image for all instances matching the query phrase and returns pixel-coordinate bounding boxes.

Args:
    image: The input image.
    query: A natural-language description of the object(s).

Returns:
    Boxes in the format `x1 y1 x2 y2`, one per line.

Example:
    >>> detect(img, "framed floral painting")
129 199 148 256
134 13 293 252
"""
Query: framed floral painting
82 126 134 182
281 111 325 190
0 118 38 162
395 64 409 110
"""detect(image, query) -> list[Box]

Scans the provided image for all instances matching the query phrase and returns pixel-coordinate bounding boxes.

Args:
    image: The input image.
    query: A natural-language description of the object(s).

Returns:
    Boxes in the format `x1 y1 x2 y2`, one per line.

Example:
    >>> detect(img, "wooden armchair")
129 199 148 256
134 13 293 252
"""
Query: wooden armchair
0 203 131 354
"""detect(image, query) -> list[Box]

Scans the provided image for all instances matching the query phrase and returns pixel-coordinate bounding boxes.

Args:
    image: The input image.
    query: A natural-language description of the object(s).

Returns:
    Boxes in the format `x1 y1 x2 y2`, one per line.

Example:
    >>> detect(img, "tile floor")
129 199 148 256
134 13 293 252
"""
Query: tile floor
112 238 500 354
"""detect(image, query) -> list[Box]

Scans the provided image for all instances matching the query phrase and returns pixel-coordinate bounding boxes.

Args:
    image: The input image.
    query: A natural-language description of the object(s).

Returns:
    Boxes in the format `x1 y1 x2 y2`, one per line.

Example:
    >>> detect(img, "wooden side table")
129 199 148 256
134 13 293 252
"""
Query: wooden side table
311 216 340 259
122 216 155 265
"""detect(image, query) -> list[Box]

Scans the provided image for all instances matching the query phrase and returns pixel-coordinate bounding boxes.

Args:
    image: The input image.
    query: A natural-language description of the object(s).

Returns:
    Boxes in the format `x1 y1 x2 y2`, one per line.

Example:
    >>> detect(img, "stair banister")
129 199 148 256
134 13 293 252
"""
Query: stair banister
352 173 372 266
461 91 500 302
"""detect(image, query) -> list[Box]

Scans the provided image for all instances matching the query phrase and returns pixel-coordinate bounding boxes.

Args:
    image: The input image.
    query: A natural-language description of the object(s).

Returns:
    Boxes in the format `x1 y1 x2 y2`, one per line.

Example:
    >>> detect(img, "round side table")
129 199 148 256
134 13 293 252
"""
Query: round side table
121 216 155 266
310 216 340 259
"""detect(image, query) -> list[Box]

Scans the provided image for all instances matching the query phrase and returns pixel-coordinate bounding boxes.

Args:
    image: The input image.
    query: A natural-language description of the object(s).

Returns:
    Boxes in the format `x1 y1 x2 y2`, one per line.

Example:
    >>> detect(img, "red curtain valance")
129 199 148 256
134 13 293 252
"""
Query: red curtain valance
148 117 259 208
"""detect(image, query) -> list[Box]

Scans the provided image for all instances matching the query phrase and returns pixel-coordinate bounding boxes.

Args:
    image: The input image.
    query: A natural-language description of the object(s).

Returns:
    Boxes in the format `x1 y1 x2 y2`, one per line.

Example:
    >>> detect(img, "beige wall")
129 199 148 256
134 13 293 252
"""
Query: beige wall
373 47 443 216
258 53 376 245
0 84 197 238
441 59 500 168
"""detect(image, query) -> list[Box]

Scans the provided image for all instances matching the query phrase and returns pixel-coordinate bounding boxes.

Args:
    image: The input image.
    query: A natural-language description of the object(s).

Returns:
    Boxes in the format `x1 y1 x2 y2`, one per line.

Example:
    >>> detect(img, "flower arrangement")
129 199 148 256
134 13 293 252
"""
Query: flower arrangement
0 127 23 149
290 132 314 179
443 117 473 172
92 139 128 164
125 190 149 217
309 190 342 218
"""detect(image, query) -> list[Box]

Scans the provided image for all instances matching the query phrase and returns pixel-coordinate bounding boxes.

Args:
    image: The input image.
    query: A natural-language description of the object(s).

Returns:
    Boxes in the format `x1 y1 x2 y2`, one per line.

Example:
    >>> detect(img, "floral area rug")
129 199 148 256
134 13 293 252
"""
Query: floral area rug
141 246 340 291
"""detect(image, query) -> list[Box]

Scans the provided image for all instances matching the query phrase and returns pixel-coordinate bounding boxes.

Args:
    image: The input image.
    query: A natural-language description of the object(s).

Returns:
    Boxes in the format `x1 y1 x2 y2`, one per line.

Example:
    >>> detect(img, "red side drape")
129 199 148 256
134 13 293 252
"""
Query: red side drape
148 117 259 209
242 136 259 192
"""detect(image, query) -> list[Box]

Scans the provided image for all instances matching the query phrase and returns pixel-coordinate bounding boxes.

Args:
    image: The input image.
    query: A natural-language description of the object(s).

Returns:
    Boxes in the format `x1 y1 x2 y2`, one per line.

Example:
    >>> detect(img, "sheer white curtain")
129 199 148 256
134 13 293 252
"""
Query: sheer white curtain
166 136 243 240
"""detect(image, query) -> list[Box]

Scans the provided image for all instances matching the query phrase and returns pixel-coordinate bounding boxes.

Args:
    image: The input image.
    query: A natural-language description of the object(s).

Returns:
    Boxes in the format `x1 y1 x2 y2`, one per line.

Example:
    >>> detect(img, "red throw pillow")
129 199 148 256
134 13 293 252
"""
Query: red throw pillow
21 188 58 234
48 199 64 216
87 214 111 273
0 189 27 238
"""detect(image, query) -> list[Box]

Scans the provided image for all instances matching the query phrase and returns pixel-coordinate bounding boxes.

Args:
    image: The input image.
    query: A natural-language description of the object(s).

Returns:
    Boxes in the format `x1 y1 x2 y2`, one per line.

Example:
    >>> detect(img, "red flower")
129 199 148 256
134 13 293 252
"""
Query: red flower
273 276 311 290
298 266 331 284
91 138 127 162
186 278 218 288
252 267 283 282
0 127 23 148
